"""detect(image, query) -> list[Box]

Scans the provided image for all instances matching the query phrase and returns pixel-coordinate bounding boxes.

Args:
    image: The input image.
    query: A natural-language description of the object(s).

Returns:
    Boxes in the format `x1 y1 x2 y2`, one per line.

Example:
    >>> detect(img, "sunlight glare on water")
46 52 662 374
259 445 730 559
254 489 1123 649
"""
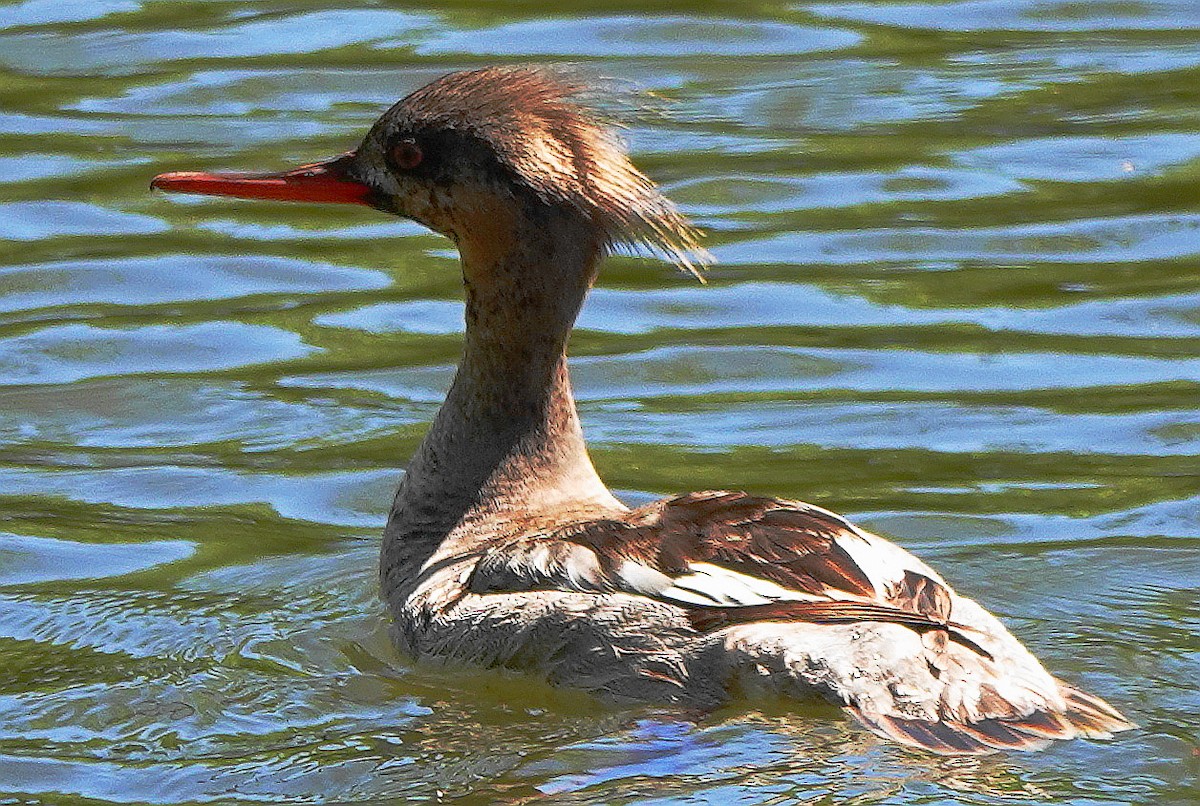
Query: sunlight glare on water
0 0 1197 803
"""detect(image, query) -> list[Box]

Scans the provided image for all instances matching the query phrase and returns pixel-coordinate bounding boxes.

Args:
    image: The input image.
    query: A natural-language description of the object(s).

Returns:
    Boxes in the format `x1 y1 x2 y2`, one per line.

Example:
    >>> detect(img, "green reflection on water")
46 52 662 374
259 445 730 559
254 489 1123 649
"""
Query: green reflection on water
0 0 1197 803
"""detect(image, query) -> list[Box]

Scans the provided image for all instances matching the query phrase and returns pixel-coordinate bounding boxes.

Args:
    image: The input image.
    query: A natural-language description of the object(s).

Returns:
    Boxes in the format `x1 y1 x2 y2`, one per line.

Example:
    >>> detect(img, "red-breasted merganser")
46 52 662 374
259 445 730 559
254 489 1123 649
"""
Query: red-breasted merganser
152 66 1134 754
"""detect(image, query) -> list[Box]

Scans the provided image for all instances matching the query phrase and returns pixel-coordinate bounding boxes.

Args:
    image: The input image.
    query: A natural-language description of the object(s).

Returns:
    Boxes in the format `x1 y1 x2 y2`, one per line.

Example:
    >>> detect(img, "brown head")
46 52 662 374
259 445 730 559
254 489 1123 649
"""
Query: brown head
152 66 710 280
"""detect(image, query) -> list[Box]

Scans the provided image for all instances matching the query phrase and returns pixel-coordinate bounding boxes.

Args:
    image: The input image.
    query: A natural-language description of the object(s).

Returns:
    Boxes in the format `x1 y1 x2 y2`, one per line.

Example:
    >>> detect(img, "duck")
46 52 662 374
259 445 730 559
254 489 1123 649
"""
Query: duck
152 66 1134 754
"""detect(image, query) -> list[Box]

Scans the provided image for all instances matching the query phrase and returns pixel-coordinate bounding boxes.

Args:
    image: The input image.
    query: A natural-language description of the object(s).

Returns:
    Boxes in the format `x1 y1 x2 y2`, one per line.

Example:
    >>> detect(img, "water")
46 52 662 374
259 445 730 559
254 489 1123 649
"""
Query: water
1 1 1197 803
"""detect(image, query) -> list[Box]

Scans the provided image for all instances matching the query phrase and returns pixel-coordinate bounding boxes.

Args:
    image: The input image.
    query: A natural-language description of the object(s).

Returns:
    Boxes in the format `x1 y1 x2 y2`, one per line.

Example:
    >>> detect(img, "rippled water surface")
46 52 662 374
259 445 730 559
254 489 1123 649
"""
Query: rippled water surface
1 1 1198 803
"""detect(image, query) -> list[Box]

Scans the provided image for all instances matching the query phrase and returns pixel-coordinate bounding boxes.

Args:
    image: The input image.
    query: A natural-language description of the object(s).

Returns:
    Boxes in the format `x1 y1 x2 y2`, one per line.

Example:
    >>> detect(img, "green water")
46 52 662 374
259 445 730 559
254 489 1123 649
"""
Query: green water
1 1 1198 803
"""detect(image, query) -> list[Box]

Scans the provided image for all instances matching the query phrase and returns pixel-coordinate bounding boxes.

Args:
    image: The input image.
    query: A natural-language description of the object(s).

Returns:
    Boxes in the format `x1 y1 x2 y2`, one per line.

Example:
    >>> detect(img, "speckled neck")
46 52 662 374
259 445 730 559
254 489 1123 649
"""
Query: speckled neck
381 209 624 592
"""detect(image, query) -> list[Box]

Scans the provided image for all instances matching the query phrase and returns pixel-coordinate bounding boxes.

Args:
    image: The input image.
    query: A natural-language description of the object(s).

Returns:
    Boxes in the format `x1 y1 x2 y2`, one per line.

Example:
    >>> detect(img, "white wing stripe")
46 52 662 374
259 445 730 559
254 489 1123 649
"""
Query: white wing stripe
651 562 823 608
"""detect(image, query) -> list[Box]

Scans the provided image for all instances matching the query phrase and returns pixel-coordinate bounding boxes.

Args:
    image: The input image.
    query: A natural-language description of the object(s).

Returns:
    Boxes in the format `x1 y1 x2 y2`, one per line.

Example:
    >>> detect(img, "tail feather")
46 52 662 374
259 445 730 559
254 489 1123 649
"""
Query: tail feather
1000 709 1073 740
870 714 992 754
959 718 1054 751
847 681 1134 755
1057 681 1137 738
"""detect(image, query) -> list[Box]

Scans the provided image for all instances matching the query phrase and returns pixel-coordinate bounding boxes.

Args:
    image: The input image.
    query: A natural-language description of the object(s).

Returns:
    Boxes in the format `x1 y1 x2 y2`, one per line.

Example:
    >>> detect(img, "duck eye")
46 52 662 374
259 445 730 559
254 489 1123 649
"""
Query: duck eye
389 139 424 171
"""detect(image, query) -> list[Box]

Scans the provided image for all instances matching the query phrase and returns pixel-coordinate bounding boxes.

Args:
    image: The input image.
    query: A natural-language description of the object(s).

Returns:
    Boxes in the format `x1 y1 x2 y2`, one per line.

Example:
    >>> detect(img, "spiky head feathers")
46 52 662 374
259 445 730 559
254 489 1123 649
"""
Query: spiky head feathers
356 67 710 277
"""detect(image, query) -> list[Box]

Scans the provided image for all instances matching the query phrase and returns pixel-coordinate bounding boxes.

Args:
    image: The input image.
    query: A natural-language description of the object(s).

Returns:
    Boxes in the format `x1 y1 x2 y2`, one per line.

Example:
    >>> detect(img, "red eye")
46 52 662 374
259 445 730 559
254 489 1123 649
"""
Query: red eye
390 139 423 170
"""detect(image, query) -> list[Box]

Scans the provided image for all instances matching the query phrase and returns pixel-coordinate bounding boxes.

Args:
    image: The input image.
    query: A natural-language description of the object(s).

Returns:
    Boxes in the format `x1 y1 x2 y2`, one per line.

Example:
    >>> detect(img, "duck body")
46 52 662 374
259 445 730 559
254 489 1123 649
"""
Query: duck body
152 66 1133 754
385 485 1125 752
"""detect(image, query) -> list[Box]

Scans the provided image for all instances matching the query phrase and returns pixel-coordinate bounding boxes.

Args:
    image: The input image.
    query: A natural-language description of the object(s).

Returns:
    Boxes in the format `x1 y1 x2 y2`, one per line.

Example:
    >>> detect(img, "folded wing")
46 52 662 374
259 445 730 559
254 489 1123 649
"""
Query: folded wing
467 490 1134 753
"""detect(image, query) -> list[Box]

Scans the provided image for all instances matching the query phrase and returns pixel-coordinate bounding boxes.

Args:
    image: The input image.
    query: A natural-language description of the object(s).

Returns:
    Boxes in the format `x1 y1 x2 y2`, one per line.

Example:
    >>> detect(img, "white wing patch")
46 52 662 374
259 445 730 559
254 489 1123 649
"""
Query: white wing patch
833 529 944 593
628 561 824 608
615 559 674 597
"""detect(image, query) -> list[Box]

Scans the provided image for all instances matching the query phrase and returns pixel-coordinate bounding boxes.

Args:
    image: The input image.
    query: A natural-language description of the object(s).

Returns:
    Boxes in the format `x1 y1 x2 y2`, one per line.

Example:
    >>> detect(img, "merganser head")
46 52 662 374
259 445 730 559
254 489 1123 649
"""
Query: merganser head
152 66 709 277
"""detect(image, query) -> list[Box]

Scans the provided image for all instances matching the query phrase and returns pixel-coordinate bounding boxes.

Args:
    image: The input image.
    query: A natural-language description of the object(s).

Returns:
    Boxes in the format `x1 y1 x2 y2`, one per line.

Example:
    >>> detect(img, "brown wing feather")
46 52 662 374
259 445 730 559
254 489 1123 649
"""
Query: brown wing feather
888 570 954 622
687 601 944 632
575 491 879 600
694 493 878 598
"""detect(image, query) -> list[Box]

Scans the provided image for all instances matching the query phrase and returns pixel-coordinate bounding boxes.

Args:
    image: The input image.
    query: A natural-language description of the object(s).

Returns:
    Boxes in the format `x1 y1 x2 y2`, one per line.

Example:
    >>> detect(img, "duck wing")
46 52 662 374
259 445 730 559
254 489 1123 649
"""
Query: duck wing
467 490 1134 753
473 491 971 641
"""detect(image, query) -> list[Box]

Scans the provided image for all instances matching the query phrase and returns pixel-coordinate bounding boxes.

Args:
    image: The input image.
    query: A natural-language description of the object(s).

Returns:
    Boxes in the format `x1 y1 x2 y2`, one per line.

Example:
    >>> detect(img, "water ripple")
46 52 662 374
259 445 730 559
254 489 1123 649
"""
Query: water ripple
0 2 1196 804
0 323 317 384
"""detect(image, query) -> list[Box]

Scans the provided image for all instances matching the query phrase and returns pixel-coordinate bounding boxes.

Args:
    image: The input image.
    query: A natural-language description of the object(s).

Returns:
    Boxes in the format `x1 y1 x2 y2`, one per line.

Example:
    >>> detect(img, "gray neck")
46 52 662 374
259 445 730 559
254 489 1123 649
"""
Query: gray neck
382 212 622 585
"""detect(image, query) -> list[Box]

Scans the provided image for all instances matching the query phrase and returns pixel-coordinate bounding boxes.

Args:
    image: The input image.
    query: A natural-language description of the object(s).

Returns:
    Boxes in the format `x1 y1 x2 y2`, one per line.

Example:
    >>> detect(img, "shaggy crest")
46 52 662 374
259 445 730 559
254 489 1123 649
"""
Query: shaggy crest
389 66 712 279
